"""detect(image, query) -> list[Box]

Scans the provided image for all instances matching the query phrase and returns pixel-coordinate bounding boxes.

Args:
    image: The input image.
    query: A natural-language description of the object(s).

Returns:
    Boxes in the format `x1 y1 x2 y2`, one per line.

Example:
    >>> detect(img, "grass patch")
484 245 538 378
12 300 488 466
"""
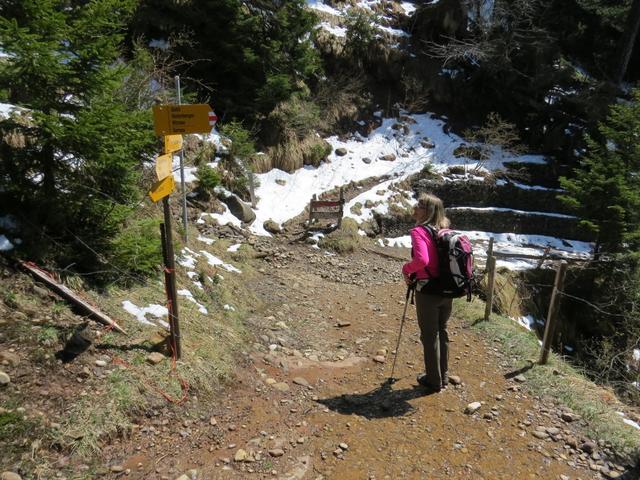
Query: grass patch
455 298 640 461
54 230 260 457
318 218 365 253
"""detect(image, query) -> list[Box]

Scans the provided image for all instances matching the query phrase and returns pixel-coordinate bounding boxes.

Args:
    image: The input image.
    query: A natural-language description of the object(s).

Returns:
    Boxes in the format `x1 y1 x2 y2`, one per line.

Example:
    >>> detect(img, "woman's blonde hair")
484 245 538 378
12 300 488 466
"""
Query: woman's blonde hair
417 193 450 229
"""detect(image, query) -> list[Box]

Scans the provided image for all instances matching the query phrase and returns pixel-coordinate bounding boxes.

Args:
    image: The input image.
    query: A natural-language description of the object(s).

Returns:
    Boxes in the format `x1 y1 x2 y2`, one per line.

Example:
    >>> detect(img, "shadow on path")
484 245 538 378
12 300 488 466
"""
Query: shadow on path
317 382 435 419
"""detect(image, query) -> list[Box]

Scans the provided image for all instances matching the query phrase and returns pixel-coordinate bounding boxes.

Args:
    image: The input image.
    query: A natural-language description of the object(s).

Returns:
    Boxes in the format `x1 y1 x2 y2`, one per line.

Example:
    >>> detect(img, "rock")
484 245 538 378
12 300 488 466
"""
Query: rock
335 148 348 156
514 374 526 383
448 375 462 385
275 179 286 186
234 449 249 462
268 449 284 457
292 377 309 387
263 220 282 234
209 417 217 426
221 194 256 224
420 140 435 149
275 321 289 330
175 475 189 480
561 412 578 423
339 443 349 450
532 431 549 439
546 427 561 436
273 382 289 392
1 473 22 480
110 465 125 473
559 475 570 480
146 352 165 365
373 355 386 363
362 157 372 164
580 441 597 454
604 470 621 479
465 402 481 415
0 371 10 386
95 360 107 367
336 321 351 328
0 351 20 366
379 154 396 161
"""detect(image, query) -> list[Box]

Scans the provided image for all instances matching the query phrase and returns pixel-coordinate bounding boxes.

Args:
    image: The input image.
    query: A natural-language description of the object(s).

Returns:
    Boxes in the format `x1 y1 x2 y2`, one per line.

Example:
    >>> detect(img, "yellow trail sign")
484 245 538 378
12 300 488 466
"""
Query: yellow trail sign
155 153 173 181
164 134 183 154
149 175 175 203
153 104 217 136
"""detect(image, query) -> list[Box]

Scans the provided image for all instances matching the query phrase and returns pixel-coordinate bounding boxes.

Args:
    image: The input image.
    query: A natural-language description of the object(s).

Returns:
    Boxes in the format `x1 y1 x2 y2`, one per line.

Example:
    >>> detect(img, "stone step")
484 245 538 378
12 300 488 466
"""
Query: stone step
413 177 571 215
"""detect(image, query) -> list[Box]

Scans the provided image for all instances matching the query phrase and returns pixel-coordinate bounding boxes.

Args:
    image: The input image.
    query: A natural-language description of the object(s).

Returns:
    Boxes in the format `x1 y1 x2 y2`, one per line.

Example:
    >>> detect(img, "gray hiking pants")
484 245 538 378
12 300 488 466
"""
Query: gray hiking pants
415 291 453 388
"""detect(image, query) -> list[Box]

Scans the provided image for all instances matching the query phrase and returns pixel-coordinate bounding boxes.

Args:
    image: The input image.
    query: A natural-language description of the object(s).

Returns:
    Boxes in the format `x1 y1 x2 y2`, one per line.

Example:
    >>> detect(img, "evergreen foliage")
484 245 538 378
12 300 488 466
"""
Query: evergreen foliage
559 90 640 253
0 0 156 276
130 0 321 119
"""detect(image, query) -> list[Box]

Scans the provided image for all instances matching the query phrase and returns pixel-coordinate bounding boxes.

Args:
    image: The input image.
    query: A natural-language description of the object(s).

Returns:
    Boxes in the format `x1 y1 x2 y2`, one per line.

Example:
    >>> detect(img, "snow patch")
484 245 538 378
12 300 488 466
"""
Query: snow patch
121 301 169 329
177 289 208 314
0 235 14 251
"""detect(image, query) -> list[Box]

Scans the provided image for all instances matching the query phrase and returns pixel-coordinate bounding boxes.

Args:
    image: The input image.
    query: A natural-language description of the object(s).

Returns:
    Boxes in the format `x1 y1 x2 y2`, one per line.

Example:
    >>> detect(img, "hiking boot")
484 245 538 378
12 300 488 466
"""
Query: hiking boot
417 373 441 392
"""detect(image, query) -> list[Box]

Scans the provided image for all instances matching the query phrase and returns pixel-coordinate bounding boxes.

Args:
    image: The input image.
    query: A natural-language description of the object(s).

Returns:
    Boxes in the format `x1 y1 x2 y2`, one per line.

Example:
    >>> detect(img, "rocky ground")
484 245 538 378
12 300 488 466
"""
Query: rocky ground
1 234 636 480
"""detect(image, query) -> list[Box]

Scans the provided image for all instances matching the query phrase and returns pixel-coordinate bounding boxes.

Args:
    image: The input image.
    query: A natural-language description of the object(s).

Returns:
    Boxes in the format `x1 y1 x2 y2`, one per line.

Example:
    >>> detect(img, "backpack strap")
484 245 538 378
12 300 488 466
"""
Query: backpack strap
417 224 438 279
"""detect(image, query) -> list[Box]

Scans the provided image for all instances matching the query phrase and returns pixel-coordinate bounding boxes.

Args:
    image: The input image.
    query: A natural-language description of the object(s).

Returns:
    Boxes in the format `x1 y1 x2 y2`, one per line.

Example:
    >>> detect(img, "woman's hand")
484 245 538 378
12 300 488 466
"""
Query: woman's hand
403 273 413 286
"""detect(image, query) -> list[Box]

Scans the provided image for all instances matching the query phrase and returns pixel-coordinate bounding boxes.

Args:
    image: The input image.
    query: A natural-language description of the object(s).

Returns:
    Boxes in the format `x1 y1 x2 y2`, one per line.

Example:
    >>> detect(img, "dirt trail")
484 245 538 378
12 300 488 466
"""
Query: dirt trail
110 243 602 480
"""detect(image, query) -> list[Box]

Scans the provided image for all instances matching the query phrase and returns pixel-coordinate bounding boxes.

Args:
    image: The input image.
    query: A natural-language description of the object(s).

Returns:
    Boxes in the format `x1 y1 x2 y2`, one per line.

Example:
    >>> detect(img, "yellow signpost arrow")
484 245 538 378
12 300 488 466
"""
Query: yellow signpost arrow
149 175 175 203
155 153 173 181
153 104 217 136
164 134 183 154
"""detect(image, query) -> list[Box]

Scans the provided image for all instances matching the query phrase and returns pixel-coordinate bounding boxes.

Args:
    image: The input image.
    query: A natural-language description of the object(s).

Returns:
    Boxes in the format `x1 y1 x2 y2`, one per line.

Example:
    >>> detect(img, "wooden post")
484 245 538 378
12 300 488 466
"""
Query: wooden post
308 194 317 228
338 187 344 228
160 199 182 359
538 261 568 365
536 246 551 269
248 169 256 208
483 255 497 321
487 237 494 260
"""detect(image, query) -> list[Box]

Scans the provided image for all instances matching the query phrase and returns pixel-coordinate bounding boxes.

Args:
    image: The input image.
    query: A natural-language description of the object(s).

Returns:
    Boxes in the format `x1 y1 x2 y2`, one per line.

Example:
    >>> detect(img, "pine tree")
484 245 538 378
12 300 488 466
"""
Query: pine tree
559 89 640 254
0 0 156 272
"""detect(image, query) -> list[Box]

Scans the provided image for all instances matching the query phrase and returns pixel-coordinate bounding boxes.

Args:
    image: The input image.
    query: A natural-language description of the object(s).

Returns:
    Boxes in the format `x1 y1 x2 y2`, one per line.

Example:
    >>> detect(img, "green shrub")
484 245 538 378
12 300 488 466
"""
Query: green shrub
318 218 364 253
219 121 256 160
196 164 221 195
109 218 162 283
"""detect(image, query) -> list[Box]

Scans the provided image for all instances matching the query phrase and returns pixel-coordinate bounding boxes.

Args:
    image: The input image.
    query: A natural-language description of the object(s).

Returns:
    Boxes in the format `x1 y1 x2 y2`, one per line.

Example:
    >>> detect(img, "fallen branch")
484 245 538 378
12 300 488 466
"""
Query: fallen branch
19 261 126 334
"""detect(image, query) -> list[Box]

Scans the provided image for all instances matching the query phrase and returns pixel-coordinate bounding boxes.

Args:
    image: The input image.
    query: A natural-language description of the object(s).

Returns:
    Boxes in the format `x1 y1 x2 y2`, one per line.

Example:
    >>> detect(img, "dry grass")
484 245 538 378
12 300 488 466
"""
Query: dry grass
264 133 331 173
455 298 640 462
318 218 366 253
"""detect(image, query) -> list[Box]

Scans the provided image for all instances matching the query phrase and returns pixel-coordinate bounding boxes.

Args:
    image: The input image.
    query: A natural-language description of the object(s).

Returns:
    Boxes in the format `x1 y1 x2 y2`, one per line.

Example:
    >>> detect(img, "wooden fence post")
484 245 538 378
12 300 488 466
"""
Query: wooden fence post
484 255 496 321
487 237 494 259
338 187 344 228
538 261 568 365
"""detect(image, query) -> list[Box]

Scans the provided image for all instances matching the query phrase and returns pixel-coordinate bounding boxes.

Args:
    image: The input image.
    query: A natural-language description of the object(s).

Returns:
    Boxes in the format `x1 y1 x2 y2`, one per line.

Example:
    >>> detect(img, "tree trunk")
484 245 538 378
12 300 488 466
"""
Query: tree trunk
615 0 640 84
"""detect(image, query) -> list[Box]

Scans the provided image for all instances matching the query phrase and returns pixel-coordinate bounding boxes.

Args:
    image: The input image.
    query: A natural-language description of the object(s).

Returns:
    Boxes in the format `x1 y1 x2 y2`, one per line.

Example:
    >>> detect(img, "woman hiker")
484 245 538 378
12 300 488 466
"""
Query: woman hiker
402 193 453 393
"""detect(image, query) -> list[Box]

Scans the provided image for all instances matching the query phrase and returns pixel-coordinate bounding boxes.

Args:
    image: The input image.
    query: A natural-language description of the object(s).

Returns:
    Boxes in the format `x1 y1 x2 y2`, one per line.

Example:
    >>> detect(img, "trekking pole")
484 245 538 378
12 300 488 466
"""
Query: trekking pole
388 284 414 385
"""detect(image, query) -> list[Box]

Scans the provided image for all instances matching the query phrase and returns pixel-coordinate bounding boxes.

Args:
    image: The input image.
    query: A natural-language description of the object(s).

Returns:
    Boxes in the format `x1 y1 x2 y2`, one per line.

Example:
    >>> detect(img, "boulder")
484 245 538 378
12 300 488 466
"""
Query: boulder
335 147 348 156
222 194 256 224
379 154 396 161
263 220 282 234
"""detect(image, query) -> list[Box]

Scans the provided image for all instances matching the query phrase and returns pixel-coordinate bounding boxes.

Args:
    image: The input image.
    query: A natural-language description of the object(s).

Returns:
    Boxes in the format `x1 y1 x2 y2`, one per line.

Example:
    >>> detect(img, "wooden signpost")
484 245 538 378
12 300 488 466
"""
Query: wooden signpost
308 188 345 228
150 95 217 360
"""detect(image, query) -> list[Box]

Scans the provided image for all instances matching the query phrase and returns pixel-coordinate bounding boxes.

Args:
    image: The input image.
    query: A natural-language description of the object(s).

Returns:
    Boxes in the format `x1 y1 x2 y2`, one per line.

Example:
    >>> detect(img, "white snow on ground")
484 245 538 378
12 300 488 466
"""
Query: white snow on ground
447 206 577 220
616 412 640 430
177 289 208 314
0 235 14 251
400 2 417 15
224 304 236 311
227 243 242 252
199 250 242 273
121 301 169 329
197 235 215 245
511 315 544 332
496 179 563 192
376 231 593 270
307 0 342 16
318 21 347 37
197 204 242 228
634 349 640 362
177 247 241 273
0 102 25 119
378 25 410 37
250 112 547 235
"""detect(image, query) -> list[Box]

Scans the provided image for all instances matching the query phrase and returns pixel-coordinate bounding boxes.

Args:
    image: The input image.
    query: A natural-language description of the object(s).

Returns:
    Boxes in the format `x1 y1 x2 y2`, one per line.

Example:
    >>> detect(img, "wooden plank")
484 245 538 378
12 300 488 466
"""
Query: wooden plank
19 261 126 334
311 200 343 208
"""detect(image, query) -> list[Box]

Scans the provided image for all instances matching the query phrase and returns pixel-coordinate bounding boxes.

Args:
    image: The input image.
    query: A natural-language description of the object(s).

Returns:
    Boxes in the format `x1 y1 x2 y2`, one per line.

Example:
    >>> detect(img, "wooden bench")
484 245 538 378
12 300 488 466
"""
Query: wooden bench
308 188 345 228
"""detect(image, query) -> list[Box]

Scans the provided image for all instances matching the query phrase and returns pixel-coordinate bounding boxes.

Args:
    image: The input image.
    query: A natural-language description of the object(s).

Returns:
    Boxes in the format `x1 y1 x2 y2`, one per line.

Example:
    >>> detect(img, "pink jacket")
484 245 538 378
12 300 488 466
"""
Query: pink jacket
402 225 439 280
